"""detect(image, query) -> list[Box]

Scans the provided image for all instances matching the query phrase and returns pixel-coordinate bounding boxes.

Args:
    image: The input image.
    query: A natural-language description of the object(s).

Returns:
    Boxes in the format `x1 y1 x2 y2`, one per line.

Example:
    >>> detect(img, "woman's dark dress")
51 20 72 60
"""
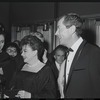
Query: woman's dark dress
6 65 57 98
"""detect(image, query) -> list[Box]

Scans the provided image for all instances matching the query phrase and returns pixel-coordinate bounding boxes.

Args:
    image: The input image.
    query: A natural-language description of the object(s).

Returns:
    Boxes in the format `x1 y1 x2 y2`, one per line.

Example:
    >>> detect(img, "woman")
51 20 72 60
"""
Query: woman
4 42 24 89
0 32 9 75
0 32 11 89
4 35 57 98
5 42 24 69
5 42 20 58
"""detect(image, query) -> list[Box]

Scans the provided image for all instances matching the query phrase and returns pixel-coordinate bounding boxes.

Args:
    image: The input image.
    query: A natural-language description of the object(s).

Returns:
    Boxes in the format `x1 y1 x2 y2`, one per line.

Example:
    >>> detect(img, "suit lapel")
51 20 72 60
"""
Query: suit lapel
65 40 87 91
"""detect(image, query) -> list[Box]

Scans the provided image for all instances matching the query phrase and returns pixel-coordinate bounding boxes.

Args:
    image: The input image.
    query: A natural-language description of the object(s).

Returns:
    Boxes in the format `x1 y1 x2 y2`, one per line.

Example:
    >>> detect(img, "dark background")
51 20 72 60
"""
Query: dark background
0 2 100 42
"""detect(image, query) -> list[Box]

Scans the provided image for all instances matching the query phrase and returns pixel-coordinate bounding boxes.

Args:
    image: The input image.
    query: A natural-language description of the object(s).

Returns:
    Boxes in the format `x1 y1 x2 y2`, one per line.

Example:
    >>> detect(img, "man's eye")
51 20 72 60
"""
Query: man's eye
24 50 27 52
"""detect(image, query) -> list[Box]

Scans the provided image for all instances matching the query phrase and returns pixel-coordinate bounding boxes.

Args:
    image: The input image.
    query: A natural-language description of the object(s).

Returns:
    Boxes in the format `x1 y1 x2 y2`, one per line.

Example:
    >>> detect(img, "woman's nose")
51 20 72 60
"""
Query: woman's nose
21 52 24 56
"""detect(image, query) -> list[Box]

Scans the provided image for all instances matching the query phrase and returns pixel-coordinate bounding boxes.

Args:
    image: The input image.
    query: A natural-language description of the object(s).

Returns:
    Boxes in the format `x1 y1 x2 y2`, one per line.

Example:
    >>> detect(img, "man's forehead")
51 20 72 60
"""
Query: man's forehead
58 17 64 25
56 49 65 54
58 17 71 27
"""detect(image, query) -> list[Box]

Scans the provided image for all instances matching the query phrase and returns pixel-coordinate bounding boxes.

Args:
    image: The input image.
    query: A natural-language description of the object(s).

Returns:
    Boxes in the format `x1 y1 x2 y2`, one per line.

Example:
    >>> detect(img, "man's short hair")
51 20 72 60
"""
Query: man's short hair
59 13 83 36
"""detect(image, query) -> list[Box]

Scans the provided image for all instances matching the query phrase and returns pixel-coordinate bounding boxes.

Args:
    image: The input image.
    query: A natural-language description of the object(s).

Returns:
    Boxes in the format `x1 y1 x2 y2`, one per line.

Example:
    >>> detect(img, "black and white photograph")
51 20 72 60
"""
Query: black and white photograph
0 2 100 99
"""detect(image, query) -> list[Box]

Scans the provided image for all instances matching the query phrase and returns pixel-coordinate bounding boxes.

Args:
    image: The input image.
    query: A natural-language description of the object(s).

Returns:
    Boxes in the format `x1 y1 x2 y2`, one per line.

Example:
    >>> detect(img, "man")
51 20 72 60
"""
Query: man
47 45 67 80
55 13 100 98
54 45 67 71
46 45 67 98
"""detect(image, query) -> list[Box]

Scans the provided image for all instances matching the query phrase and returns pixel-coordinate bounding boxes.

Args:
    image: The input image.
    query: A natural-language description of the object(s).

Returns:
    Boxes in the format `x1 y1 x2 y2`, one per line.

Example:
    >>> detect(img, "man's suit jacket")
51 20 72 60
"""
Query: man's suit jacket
65 40 100 98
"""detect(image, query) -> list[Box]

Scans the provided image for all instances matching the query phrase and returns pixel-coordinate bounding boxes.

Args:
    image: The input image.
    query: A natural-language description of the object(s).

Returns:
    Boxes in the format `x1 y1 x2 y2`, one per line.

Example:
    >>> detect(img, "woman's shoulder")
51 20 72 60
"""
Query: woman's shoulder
39 64 53 75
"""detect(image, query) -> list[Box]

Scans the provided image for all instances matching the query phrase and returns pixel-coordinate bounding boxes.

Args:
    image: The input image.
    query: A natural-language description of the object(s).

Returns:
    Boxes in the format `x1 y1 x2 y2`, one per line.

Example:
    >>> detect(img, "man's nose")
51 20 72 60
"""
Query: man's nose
55 29 59 36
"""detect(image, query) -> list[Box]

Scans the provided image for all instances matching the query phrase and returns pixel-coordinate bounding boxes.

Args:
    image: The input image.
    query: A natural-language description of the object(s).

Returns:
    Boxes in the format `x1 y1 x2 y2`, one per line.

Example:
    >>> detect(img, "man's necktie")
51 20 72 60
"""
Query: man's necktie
63 48 73 96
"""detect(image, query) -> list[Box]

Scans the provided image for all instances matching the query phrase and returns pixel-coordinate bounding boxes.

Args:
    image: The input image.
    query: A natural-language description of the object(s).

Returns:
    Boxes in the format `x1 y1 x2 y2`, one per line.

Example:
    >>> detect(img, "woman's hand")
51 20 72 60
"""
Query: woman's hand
15 90 31 98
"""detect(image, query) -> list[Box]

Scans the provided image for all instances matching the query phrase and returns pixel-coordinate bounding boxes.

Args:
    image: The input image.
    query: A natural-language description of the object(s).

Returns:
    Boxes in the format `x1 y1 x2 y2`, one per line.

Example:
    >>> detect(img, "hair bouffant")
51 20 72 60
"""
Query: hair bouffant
20 35 45 62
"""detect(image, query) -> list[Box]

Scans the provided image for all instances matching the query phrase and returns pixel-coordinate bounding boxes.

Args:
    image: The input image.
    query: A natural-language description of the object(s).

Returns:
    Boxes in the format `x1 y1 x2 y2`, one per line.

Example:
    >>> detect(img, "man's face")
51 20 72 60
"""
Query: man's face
55 17 73 45
54 49 65 65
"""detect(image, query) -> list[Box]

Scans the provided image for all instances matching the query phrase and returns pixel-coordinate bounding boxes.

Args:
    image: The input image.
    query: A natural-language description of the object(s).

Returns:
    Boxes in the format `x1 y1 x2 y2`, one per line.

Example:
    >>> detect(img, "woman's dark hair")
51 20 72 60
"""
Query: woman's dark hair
20 35 44 62
0 31 5 38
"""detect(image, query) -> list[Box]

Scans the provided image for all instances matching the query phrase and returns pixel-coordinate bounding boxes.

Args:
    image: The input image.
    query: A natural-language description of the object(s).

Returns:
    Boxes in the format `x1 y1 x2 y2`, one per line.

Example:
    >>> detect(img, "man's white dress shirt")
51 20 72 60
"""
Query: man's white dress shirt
58 37 83 98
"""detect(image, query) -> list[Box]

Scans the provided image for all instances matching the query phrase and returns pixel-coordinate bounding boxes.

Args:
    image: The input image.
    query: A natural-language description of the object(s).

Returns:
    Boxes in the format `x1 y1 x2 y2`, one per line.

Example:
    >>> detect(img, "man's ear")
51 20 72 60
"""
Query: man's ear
70 25 76 34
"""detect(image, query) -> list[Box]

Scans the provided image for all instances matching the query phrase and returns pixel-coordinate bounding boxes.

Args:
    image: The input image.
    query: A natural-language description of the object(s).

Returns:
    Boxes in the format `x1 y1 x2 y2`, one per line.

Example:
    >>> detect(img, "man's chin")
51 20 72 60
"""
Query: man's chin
24 59 27 63
60 42 66 46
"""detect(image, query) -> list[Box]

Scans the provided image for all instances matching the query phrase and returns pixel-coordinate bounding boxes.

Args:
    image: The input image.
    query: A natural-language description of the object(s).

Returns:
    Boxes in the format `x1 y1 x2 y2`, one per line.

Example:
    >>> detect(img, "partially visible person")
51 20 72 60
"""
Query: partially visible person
5 42 24 70
55 13 100 98
30 31 48 63
13 40 20 48
4 35 57 98
53 45 67 71
6 42 20 58
0 32 9 75
47 45 67 80
46 45 67 98
0 32 14 90
3 42 24 89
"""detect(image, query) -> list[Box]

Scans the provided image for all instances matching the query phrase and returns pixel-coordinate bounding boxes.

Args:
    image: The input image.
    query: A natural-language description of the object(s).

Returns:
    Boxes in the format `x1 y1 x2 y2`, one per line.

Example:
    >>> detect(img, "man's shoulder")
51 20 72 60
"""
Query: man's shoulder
86 42 100 51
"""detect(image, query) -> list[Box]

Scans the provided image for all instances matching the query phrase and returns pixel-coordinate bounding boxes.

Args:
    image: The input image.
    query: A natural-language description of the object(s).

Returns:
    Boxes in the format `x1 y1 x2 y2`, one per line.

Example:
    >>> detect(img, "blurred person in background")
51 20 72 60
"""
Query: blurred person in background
0 32 15 90
30 31 48 64
47 45 67 81
13 40 20 48
5 42 24 70
46 45 67 98
3 42 24 89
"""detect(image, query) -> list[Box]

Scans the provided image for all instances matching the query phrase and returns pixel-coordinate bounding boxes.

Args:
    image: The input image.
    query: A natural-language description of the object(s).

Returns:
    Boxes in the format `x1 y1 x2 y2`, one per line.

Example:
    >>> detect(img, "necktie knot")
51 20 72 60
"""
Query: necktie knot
66 48 73 52
66 48 73 56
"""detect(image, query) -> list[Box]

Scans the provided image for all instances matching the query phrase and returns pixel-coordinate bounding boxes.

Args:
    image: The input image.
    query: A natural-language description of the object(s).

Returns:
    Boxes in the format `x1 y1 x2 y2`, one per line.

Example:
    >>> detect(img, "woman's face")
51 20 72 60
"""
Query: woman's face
21 44 37 63
0 34 5 52
6 46 17 57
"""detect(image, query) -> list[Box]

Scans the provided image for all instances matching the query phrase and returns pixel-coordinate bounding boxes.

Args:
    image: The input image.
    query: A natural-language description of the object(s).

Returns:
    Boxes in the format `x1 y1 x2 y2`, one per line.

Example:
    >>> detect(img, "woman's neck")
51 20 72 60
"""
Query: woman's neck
27 56 40 66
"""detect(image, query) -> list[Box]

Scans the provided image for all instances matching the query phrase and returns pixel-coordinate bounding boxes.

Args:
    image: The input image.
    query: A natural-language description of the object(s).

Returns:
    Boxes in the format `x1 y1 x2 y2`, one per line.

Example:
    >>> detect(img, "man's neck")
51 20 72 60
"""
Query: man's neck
66 35 80 48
